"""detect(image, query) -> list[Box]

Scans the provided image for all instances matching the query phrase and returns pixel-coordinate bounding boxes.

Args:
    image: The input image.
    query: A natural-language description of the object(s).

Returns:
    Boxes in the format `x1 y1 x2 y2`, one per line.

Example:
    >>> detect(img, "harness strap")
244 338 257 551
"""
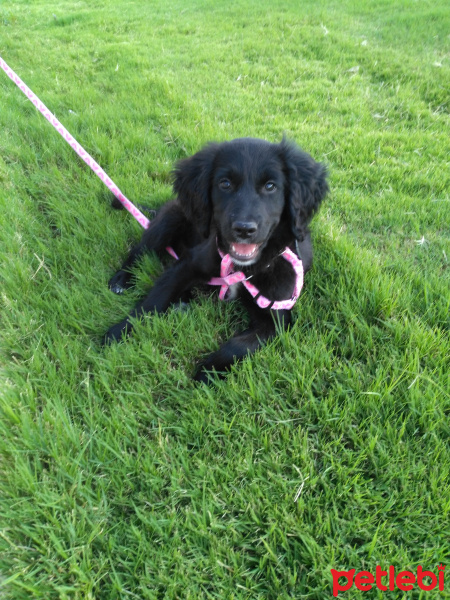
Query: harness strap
211 246 303 310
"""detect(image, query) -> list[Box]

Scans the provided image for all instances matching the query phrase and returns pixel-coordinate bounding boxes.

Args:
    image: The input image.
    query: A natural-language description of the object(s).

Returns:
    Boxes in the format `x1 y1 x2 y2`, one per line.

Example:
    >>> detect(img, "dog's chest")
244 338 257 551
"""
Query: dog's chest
226 281 242 301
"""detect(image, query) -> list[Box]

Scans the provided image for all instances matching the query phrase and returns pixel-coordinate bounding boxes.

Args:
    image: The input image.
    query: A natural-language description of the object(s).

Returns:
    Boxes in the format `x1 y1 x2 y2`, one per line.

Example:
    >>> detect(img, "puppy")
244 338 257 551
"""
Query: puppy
104 138 328 382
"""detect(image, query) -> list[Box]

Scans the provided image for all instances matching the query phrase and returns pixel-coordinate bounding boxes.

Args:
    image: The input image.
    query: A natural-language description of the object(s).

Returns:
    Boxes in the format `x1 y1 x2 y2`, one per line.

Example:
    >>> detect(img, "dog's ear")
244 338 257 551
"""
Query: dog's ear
172 143 220 238
279 139 329 241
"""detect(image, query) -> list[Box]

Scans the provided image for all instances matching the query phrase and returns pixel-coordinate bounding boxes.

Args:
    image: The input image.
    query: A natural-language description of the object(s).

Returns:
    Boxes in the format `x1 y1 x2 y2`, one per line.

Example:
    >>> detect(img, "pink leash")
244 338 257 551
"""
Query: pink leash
0 56 179 259
1 57 150 228
1 57 303 308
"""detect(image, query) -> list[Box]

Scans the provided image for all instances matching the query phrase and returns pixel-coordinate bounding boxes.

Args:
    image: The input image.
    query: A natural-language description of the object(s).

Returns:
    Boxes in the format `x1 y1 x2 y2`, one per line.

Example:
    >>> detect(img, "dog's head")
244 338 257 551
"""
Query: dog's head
173 137 328 265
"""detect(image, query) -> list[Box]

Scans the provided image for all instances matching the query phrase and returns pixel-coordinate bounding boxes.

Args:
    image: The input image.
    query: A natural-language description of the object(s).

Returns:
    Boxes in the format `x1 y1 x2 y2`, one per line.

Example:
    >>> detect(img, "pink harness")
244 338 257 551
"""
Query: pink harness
1 57 303 310
209 246 304 310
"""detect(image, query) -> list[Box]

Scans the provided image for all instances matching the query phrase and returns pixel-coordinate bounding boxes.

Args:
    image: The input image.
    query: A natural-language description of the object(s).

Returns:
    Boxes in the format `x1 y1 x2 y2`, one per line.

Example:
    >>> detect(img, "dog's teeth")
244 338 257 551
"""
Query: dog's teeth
231 243 259 257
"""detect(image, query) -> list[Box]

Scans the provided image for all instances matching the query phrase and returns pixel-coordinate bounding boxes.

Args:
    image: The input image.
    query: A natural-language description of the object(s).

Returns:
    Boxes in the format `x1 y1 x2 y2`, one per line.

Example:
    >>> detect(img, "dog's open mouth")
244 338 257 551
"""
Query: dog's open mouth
229 243 261 263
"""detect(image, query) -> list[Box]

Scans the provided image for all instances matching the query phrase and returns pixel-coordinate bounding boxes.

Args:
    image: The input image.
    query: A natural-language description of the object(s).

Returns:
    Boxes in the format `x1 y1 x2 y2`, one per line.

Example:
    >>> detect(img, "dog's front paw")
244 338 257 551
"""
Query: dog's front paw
194 362 226 385
193 367 212 384
109 270 132 294
102 319 133 345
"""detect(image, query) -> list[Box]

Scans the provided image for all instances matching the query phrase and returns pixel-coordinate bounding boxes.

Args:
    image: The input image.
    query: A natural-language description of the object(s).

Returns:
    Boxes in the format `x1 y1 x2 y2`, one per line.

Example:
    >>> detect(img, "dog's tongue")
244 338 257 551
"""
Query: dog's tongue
232 243 258 257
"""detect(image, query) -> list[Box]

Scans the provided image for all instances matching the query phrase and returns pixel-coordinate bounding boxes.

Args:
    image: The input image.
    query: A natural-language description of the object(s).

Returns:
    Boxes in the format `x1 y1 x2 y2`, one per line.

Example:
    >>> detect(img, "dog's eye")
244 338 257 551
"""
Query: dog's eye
264 182 277 192
219 179 232 191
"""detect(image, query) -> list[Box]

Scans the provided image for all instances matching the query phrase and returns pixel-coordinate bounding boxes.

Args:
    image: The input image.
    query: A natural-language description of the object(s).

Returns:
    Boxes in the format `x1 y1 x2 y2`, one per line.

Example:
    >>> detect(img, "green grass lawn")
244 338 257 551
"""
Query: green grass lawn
0 0 449 598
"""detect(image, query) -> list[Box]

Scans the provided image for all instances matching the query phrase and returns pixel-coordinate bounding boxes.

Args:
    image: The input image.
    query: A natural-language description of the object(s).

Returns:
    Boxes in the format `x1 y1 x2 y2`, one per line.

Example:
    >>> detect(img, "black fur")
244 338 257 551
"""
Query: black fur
104 138 328 382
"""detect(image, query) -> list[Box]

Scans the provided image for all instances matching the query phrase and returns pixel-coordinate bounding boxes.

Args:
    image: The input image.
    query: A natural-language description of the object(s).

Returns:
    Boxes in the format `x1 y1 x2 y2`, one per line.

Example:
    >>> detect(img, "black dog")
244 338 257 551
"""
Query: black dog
104 138 328 382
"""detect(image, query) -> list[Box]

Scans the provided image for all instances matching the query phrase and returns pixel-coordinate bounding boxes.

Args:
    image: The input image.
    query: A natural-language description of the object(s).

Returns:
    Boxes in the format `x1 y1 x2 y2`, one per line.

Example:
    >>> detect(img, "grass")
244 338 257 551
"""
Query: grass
0 0 449 598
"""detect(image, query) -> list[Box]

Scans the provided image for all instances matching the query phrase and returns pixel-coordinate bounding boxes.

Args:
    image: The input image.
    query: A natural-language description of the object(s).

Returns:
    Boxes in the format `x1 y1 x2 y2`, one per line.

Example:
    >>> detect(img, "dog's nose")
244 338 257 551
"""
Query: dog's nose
232 221 258 239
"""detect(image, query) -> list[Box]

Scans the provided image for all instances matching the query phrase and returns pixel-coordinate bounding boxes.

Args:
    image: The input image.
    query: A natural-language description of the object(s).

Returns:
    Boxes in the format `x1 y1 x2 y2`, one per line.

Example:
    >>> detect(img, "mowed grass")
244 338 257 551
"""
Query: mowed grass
0 0 449 598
